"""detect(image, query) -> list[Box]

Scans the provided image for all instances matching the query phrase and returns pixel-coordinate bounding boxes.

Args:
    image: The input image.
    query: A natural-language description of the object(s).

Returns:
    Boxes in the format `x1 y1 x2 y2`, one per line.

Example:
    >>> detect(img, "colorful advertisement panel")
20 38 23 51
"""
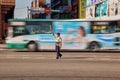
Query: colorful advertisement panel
91 0 100 5
53 21 90 49
95 1 107 17
86 0 105 7
95 4 101 17
86 5 95 19
108 0 120 16
86 0 91 7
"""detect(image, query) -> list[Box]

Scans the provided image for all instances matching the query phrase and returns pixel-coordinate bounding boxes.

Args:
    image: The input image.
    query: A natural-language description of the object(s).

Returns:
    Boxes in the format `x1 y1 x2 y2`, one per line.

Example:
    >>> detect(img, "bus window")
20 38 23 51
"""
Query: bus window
25 21 52 34
13 26 25 37
12 22 52 37
91 25 108 34
91 21 120 34
25 25 51 34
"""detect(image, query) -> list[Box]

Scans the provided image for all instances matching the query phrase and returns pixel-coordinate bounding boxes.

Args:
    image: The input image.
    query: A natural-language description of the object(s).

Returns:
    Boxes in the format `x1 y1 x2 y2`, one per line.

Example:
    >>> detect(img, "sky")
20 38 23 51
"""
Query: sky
14 0 32 18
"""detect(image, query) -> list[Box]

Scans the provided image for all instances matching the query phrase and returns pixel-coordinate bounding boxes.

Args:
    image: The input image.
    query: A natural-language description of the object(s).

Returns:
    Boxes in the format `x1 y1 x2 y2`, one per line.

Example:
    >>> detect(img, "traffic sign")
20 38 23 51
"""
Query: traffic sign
68 5 72 11
45 8 50 14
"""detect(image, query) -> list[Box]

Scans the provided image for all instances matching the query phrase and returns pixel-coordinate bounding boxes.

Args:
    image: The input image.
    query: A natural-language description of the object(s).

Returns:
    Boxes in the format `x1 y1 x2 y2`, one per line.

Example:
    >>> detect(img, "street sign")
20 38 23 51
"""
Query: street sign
51 10 60 13
30 8 61 14
45 8 50 14
30 8 45 14
68 5 72 11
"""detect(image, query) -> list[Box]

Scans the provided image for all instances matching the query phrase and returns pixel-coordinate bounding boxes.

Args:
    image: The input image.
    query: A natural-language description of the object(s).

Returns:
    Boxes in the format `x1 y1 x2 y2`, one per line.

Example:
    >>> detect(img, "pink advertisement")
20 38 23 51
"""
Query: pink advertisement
86 5 95 19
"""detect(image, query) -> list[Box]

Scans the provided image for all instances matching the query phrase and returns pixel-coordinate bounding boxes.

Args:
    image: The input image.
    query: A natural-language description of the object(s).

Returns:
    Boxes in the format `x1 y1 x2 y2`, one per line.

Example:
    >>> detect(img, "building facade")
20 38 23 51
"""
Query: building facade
86 0 120 20
29 0 87 19
51 0 62 19
51 0 86 19
30 0 71 19
51 0 72 19
0 0 15 41
30 0 48 19
70 0 78 19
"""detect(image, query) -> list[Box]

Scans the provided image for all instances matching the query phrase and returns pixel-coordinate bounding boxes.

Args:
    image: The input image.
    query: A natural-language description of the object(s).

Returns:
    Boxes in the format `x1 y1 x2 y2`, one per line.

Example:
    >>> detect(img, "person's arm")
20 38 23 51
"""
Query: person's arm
50 25 56 38
51 31 56 38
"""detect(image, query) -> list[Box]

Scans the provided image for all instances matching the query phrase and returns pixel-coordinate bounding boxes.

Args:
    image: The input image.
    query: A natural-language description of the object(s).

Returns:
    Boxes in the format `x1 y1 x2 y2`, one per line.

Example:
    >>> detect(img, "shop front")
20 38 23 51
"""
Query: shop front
0 0 15 42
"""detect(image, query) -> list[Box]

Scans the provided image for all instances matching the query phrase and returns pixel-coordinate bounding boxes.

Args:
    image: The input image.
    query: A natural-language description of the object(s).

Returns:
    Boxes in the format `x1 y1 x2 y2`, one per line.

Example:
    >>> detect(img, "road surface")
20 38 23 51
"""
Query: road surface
0 50 120 80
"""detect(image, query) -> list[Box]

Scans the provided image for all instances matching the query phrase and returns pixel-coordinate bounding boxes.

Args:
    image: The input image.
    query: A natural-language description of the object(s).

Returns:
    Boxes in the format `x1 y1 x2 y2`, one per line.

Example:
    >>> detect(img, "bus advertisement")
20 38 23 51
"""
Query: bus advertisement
6 19 120 51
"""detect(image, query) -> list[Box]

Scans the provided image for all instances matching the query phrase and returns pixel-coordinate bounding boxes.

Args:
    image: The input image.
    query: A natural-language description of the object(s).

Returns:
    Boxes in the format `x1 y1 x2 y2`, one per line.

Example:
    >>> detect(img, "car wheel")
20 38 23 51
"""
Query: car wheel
27 42 38 52
88 42 100 51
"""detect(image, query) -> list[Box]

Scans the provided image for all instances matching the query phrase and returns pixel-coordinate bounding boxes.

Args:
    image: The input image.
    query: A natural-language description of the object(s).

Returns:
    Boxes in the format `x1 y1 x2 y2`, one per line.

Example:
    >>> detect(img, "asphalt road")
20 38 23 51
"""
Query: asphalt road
0 50 120 80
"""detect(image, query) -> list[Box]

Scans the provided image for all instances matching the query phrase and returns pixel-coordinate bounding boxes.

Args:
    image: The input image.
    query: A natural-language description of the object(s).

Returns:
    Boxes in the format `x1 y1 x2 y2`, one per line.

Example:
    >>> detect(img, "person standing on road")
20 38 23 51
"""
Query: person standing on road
52 32 62 59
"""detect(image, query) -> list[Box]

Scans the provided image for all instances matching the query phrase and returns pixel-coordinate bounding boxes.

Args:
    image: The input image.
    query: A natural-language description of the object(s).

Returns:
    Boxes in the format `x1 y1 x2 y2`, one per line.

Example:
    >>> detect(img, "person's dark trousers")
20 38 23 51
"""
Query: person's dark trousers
56 45 62 59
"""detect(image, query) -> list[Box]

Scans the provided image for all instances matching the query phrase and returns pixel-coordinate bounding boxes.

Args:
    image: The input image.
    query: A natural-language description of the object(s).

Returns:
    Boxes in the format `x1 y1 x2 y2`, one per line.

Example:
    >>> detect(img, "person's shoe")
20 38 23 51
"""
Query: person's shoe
56 57 59 59
60 54 62 58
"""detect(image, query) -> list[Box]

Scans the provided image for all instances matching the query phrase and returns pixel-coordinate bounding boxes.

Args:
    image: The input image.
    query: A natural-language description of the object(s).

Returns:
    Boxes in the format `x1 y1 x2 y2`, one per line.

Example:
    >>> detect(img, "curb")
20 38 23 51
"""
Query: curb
0 44 7 49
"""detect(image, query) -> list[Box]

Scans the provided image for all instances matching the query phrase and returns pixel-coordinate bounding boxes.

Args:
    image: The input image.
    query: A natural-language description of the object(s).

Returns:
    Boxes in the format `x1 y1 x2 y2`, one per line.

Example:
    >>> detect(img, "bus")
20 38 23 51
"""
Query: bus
6 18 120 51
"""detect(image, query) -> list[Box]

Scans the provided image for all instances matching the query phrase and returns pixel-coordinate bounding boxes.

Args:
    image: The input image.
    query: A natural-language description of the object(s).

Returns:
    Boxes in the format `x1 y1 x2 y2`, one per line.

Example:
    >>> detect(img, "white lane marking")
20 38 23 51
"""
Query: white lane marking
0 55 54 59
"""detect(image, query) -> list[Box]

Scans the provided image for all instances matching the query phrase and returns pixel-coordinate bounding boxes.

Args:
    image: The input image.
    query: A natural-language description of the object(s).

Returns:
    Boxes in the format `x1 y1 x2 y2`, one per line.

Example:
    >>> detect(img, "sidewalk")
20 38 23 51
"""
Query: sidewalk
0 44 7 50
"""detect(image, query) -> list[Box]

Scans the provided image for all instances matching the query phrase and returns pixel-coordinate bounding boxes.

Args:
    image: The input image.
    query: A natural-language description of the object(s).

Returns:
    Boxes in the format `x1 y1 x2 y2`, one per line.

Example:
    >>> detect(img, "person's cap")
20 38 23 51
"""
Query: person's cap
57 32 60 35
